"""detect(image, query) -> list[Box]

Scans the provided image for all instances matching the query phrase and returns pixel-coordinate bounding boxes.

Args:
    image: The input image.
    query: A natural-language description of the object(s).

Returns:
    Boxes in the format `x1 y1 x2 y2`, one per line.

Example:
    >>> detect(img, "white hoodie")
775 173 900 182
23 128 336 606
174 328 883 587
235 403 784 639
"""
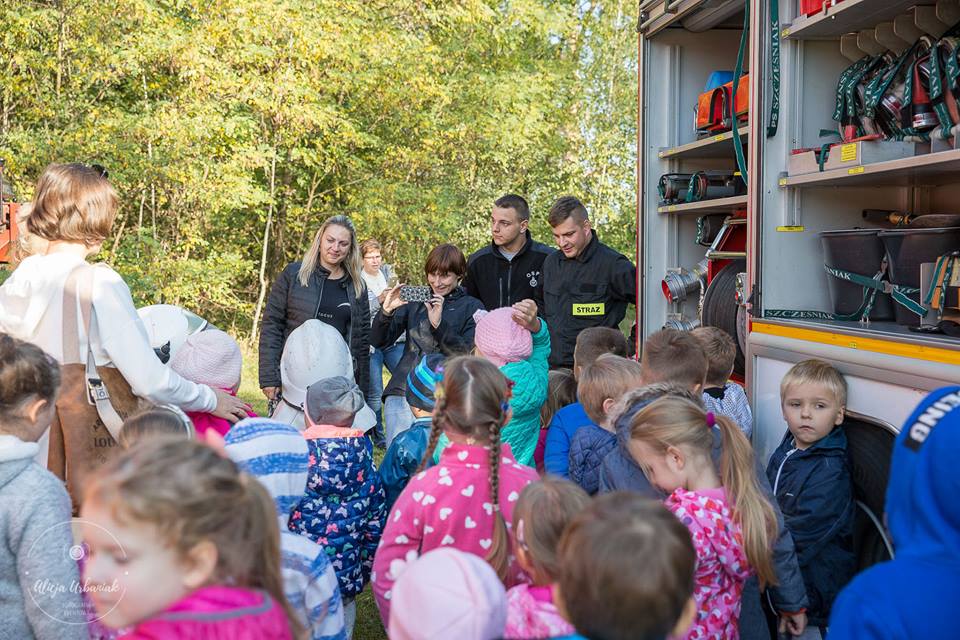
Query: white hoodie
0 253 216 414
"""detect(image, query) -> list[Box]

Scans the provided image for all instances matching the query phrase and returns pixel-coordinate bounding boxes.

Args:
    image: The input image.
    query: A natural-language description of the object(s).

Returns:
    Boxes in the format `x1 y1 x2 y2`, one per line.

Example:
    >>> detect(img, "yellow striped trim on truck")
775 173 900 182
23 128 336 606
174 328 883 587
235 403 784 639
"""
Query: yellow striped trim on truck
751 322 960 366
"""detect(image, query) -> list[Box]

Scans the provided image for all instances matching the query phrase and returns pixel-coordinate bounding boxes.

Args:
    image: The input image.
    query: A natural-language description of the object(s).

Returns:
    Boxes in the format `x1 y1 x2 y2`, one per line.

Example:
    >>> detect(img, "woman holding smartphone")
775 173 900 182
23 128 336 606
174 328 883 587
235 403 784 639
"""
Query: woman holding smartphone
371 243 483 447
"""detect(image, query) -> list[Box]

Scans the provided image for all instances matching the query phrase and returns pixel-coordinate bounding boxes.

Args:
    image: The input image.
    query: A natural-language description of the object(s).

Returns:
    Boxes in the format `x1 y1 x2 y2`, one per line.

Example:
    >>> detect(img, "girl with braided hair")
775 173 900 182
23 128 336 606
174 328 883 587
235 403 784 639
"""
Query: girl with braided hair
371 356 539 625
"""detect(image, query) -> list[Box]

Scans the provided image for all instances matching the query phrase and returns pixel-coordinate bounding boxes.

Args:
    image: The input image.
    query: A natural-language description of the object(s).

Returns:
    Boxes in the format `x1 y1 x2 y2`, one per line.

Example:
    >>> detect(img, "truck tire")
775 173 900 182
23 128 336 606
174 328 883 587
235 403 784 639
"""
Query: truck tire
701 259 746 377
844 418 896 571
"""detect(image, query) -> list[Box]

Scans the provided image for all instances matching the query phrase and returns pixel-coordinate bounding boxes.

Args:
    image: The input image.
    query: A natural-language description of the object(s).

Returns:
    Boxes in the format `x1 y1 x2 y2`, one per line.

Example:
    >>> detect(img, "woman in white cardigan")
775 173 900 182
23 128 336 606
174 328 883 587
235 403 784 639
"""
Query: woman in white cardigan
0 163 248 464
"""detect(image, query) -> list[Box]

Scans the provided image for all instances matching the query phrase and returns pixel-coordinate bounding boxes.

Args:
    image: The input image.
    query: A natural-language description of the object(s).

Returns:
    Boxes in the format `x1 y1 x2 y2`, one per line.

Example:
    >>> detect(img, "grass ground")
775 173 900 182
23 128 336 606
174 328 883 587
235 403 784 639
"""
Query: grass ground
238 343 388 640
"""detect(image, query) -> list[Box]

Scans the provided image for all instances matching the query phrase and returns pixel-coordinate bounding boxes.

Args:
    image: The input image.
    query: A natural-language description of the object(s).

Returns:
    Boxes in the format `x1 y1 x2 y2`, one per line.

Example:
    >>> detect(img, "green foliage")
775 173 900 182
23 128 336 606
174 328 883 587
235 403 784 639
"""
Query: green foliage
0 0 637 335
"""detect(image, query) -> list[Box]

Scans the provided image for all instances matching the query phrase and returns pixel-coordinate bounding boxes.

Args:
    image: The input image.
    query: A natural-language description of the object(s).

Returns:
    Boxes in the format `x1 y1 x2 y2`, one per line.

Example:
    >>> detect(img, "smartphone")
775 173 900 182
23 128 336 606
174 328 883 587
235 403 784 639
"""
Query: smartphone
399 285 433 303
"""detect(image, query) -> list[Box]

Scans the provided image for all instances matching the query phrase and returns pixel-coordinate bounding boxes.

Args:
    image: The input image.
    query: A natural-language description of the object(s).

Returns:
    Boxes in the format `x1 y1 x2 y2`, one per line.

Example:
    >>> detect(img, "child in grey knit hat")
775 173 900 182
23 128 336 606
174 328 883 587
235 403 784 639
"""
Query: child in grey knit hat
289 376 385 638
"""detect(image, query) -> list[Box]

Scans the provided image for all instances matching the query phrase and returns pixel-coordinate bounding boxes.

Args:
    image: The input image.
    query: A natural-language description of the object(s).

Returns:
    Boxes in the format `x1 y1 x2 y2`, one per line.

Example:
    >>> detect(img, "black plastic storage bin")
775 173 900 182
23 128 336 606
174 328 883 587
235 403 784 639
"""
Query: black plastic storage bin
820 229 895 321
878 227 960 326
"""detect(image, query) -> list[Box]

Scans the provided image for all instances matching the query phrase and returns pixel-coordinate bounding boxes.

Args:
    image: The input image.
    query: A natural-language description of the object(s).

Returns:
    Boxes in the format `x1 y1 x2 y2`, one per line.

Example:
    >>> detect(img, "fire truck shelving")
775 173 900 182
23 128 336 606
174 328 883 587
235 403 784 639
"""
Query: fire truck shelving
637 0 960 573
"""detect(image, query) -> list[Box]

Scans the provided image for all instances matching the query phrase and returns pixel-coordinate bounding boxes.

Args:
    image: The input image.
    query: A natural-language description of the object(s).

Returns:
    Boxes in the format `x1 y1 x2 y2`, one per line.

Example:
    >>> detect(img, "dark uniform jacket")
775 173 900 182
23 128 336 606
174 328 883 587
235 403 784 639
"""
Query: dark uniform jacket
463 231 553 311
258 262 371 395
766 427 856 625
371 286 484 400
541 231 636 367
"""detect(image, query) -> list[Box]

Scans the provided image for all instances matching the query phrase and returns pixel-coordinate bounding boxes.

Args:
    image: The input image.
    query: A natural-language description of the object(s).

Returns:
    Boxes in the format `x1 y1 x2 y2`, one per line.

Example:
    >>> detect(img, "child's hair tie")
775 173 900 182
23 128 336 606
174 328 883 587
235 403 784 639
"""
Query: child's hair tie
705 411 716 428
501 401 511 414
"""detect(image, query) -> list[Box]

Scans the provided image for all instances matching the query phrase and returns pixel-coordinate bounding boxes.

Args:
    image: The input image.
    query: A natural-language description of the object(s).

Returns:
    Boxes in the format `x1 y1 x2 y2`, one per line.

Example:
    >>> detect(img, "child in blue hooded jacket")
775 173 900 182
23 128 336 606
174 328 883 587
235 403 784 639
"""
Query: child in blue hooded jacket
567 355 643 494
380 354 443 509
543 327 628 477
766 360 855 631
829 385 960 639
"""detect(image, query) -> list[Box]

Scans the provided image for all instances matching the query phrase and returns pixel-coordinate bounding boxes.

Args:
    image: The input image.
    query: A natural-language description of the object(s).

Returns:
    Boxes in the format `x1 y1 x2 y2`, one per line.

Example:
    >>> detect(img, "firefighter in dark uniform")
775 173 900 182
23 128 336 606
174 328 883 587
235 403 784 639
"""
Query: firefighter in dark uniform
542 196 636 368
463 194 553 311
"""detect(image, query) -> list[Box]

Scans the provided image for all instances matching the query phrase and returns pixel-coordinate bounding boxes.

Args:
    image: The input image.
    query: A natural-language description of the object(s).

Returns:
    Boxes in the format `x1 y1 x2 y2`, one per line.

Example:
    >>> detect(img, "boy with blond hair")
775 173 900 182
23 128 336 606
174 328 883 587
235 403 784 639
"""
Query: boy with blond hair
568 354 643 494
543 327 628 478
766 359 856 634
692 327 753 437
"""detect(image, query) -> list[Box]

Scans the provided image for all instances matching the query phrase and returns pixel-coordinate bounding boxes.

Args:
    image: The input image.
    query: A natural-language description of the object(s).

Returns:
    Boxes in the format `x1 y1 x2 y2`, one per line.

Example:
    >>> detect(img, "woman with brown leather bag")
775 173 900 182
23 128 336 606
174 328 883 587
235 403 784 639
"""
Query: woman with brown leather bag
0 163 249 507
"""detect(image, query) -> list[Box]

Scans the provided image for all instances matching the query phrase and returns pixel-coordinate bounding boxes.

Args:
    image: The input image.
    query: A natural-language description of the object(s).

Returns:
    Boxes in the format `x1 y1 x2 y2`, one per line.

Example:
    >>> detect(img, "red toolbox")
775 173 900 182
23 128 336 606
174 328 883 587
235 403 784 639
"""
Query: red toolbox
800 0 842 17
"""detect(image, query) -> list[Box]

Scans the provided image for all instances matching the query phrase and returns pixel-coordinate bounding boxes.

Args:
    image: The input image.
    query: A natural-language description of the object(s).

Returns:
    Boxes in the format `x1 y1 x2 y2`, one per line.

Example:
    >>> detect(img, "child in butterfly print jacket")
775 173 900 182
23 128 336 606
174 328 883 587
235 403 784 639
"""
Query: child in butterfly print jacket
289 377 385 638
372 356 539 625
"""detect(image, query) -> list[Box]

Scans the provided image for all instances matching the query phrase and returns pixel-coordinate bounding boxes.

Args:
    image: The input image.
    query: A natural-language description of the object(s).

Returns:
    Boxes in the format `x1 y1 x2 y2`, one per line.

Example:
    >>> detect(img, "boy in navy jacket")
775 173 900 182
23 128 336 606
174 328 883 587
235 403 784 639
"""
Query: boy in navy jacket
543 327 628 477
766 359 855 632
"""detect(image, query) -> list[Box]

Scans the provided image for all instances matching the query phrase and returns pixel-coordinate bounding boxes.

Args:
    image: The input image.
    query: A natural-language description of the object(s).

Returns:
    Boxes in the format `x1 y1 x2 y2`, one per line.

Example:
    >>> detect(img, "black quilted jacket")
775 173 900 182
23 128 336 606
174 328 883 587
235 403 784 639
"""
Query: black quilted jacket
258 262 371 395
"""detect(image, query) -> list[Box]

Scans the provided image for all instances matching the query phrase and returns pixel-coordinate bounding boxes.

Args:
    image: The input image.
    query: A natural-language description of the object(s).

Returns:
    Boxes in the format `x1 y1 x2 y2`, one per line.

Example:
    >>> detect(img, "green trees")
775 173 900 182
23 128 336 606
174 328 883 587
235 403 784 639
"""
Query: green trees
0 0 637 335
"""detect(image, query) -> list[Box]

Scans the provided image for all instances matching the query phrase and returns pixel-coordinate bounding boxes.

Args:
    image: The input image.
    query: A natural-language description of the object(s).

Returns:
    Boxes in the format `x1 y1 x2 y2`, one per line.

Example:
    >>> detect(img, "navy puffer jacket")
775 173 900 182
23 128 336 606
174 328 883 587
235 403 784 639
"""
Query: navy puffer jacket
289 435 385 599
766 427 856 624
568 424 617 495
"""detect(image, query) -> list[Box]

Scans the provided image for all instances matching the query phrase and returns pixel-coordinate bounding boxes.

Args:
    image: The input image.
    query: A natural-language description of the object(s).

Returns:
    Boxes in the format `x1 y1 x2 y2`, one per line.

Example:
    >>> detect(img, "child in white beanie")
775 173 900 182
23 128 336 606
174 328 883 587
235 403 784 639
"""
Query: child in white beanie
169 329 254 437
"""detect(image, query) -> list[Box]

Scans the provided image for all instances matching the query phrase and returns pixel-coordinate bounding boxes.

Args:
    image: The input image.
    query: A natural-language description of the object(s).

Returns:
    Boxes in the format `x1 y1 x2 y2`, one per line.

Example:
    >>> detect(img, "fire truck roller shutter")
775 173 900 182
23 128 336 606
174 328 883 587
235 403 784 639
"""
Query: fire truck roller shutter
701 259 746 377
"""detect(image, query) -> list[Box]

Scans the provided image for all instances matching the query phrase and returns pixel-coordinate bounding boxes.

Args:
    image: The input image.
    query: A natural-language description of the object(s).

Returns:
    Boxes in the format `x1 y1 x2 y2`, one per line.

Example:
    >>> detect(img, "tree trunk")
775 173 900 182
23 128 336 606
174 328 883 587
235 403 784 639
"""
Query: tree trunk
251 151 277 340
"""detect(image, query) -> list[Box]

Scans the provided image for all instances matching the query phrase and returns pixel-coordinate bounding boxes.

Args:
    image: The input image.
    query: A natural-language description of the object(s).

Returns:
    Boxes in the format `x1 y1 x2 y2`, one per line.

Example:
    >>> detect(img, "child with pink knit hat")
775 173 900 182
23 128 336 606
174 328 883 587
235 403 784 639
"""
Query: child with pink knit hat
434 299 549 467
389 547 508 640
169 329 255 438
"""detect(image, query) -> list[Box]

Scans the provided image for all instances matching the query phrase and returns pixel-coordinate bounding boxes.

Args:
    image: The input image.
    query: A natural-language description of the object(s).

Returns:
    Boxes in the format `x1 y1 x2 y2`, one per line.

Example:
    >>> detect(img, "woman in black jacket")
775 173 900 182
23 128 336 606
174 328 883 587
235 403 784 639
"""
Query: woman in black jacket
372 243 483 446
258 215 371 402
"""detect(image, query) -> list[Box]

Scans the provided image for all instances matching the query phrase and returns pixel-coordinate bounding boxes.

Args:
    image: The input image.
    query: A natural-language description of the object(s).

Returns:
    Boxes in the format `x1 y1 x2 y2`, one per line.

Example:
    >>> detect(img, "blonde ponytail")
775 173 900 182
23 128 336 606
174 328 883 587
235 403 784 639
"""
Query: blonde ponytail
714 414 778 587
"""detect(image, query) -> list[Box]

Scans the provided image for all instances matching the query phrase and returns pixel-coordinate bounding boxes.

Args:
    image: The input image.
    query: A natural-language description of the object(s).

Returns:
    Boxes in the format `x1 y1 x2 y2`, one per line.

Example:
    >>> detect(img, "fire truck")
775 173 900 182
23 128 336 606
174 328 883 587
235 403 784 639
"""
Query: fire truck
636 0 960 572
0 166 19 267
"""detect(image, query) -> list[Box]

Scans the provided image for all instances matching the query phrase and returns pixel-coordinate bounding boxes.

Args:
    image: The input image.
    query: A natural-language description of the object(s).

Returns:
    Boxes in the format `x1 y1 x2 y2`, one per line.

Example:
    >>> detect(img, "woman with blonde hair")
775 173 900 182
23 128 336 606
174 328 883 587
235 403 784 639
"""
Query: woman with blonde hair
0 163 248 496
259 214 372 403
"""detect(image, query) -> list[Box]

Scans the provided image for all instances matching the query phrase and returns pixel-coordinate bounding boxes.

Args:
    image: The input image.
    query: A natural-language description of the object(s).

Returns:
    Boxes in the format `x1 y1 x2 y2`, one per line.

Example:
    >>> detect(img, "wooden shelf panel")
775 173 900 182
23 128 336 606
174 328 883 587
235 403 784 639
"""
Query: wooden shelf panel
659 126 749 160
780 149 960 188
785 0 929 40
657 194 748 214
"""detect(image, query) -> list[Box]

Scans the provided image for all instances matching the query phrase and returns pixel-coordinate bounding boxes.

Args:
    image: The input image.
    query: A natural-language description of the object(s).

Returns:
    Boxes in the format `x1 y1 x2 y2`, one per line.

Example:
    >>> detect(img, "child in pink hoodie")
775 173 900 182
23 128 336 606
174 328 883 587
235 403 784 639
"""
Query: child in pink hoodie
626 396 779 640
80 437 298 639
169 329 255 438
372 355 539 625
503 478 589 639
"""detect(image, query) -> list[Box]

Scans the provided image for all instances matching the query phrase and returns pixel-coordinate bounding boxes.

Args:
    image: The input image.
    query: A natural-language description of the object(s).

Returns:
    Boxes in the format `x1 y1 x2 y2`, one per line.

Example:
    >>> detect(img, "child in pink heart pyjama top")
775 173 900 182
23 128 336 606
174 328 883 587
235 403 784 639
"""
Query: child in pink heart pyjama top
371 356 539 625
626 396 780 640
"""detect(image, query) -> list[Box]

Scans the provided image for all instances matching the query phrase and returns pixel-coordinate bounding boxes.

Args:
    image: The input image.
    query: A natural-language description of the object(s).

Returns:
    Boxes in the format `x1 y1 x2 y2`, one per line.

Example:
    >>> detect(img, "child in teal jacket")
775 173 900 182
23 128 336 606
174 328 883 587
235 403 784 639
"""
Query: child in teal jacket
434 300 549 467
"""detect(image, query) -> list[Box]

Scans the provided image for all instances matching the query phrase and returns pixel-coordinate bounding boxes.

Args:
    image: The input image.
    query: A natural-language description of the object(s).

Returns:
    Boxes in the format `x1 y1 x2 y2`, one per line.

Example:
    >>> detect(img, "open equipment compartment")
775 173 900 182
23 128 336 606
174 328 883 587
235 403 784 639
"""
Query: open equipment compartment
754 0 960 347
638 0 752 363
748 0 960 576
